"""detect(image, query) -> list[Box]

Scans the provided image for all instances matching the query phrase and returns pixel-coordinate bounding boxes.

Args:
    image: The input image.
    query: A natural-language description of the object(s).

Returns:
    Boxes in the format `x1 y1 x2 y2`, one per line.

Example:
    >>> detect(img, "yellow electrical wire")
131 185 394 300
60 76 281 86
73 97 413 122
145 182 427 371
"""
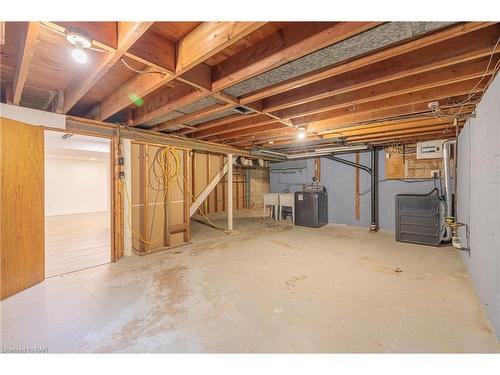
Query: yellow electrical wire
121 142 227 248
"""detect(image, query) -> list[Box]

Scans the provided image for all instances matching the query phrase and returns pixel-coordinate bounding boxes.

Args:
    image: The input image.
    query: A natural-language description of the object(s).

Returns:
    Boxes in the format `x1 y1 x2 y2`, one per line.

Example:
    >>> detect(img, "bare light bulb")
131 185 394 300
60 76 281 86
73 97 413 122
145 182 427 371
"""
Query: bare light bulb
297 130 306 140
72 46 88 64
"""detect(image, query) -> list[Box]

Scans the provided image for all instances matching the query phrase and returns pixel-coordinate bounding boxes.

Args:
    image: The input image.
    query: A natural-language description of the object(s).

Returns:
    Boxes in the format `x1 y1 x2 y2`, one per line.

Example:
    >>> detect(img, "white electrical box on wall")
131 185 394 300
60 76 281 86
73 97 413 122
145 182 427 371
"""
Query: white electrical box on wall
416 139 446 159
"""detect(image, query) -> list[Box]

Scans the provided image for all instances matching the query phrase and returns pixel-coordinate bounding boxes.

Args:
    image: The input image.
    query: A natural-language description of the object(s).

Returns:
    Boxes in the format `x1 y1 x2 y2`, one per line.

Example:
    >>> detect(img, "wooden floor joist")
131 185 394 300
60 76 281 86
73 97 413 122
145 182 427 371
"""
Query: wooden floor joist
1 21 498 149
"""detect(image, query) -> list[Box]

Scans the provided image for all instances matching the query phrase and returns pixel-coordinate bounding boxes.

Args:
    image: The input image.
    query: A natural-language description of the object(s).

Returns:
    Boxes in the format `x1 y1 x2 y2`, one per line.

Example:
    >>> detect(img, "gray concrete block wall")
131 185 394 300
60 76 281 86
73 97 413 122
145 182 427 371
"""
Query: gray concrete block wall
270 152 435 232
457 73 500 339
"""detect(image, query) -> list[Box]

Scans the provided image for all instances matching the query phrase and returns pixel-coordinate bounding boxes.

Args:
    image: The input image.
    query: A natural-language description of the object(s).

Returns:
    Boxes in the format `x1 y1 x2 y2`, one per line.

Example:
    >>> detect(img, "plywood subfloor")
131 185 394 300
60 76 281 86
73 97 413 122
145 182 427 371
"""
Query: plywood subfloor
45 212 110 277
2 209 499 353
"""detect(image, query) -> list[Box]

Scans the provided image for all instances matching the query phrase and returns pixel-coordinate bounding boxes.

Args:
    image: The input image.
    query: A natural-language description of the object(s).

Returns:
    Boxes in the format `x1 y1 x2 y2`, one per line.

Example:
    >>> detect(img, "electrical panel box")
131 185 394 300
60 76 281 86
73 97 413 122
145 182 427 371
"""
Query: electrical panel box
416 139 445 159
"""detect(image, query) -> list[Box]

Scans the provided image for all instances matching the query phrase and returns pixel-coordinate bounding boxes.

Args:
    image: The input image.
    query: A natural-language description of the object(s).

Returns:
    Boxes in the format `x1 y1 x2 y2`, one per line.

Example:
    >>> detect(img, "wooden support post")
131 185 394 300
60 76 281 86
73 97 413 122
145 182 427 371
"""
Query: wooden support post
206 153 210 213
123 139 133 256
355 151 360 220
191 151 196 204
314 157 321 182
163 147 171 248
236 171 239 210
139 144 149 252
183 150 190 242
227 153 233 231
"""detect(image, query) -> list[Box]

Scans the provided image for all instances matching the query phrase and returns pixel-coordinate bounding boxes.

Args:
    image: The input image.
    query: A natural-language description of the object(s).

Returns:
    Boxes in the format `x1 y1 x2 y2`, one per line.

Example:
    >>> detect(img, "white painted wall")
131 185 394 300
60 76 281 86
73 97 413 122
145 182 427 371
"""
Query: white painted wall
45 156 110 216
1 103 66 129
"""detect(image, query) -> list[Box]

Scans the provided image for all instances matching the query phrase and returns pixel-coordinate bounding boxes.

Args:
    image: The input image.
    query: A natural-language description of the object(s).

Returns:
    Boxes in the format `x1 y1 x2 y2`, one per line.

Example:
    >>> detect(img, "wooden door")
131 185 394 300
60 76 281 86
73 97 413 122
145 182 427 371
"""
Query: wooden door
0 117 45 299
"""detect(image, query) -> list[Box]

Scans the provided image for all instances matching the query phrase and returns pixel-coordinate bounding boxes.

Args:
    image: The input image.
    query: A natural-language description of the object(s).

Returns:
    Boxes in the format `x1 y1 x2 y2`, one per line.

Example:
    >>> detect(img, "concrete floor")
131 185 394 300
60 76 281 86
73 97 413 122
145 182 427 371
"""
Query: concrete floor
1 209 499 353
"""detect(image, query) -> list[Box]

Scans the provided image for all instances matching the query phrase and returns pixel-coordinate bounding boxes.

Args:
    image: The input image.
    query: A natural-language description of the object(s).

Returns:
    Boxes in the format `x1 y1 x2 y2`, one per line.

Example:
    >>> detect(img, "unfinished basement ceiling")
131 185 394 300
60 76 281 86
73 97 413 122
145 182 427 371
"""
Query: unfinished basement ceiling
1 21 498 151
223 22 456 98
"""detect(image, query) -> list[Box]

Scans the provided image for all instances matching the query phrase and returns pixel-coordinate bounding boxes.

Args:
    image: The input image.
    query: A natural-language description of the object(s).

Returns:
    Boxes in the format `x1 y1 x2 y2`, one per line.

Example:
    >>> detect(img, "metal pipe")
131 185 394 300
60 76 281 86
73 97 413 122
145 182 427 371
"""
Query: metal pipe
370 148 379 232
324 154 372 174
324 150 379 231
442 140 456 241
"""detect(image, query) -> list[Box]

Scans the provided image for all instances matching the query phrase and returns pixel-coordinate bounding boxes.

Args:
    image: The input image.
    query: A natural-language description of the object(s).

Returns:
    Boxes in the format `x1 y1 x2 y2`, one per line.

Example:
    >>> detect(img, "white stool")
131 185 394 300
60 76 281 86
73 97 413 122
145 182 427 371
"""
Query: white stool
278 193 295 223
263 193 279 220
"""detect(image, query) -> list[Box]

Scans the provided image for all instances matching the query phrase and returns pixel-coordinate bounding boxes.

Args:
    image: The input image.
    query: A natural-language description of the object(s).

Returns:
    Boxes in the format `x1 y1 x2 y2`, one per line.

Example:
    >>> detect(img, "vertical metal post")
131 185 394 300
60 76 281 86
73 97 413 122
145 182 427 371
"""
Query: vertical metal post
369 148 379 232
227 153 233 231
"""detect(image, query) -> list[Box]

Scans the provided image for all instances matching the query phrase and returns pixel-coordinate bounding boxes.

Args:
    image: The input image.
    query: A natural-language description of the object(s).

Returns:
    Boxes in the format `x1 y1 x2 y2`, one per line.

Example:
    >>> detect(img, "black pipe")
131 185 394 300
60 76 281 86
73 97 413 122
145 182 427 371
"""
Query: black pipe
324 154 372 174
370 148 379 232
324 150 379 232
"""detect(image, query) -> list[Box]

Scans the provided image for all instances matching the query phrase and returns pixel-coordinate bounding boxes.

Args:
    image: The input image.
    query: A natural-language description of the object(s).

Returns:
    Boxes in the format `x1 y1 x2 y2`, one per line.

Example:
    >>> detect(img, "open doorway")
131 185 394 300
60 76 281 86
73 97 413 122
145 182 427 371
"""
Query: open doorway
44 130 112 277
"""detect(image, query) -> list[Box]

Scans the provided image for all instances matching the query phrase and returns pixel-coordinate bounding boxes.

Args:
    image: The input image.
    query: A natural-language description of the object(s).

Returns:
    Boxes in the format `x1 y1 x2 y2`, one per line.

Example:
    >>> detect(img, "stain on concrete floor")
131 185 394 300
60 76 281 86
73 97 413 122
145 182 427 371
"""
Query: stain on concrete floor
1 209 499 353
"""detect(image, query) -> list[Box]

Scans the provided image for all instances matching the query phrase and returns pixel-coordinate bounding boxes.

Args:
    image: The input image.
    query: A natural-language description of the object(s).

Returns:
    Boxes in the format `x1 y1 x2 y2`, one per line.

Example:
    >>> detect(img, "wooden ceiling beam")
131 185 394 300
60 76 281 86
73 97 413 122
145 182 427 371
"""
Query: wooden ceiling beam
367 133 458 146
211 22 380 92
194 115 277 139
238 22 495 105
12 22 40 105
154 22 378 131
189 75 484 141
290 93 473 129
171 22 494 136
323 119 458 138
176 22 266 73
349 127 460 143
178 113 255 135
212 123 286 142
132 84 206 126
63 22 154 114
303 79 485 133
122 22 265 125
150 103 234 131
262 31 500 114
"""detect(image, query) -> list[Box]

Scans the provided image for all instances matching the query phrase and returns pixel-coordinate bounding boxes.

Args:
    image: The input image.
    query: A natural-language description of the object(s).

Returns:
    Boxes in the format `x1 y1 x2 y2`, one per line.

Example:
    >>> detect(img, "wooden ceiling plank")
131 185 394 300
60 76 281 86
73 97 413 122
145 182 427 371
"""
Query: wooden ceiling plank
212 22 381 92
13 22 41 105
63 22 153 114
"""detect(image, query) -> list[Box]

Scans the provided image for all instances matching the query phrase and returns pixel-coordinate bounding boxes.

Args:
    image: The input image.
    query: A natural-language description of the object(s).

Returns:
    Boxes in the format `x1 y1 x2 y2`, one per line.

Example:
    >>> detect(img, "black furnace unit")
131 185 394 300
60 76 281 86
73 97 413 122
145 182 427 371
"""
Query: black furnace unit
294 185 328 228
395 188 445 246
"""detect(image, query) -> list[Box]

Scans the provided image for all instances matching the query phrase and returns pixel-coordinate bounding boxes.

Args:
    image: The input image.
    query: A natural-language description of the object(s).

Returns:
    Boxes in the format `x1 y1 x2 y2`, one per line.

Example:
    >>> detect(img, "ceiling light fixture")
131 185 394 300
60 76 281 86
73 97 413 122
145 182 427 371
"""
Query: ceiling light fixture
71 46 88 64
296 128 306 140
66 27 92 64
268 140 274 144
